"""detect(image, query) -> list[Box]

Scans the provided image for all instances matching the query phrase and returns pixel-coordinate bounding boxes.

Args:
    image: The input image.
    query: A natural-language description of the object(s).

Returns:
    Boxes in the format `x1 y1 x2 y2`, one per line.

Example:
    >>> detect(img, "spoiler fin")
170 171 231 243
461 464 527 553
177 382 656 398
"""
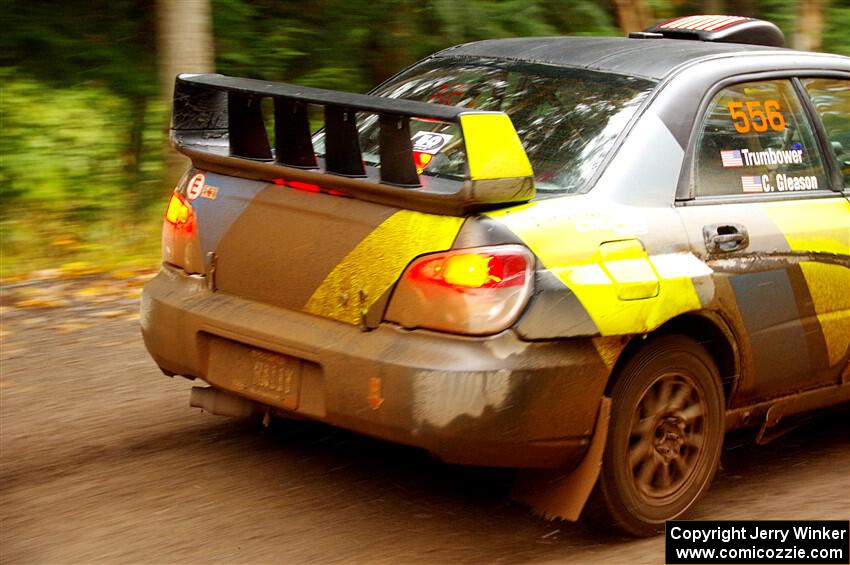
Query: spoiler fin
171 74 535 215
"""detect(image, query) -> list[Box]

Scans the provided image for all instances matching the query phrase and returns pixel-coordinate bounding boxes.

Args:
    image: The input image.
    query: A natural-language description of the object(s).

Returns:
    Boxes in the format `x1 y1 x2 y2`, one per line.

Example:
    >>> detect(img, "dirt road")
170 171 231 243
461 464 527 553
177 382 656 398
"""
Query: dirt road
1 278 848 564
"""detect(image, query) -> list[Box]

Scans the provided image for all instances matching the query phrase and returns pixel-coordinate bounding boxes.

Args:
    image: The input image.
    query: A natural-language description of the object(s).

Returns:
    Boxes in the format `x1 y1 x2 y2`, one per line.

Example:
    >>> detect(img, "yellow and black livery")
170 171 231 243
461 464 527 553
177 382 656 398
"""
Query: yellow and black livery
143 16 850 536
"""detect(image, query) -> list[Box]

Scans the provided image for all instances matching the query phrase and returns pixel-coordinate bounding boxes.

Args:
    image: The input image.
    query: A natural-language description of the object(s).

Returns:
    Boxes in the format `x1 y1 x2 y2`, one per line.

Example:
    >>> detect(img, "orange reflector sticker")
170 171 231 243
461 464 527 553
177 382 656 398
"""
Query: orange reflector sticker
367 377 384 410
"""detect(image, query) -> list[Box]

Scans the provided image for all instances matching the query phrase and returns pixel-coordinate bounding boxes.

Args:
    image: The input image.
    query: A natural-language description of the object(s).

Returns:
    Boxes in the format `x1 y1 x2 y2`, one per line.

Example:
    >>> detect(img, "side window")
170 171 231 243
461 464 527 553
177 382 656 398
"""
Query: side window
801 78 850 187
695 80 828 197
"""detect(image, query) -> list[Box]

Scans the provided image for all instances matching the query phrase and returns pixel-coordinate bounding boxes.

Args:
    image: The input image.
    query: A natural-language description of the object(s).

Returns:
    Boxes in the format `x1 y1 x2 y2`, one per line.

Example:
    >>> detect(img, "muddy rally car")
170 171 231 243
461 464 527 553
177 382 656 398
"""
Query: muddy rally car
141 15 850 535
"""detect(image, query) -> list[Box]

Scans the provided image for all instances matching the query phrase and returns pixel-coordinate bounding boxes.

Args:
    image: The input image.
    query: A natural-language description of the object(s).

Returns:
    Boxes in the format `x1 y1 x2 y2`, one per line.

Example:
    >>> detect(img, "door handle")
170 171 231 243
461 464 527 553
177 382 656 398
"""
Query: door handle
703 223 749 253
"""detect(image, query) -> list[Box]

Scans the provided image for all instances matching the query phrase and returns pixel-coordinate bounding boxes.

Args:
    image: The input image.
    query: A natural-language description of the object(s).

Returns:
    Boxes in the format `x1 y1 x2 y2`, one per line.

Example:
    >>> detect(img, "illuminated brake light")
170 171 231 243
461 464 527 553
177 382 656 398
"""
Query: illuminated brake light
287 180 321 193
412 151 433 173
162 186 202 272
410 251 527 289
385 245 535 335
444 253 496 287
165 192 193 229
271 178 346 196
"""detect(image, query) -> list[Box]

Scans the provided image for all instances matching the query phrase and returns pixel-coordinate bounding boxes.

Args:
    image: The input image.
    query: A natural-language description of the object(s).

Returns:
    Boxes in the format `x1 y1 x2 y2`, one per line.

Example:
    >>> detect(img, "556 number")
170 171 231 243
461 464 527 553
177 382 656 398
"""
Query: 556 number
728 99 785 133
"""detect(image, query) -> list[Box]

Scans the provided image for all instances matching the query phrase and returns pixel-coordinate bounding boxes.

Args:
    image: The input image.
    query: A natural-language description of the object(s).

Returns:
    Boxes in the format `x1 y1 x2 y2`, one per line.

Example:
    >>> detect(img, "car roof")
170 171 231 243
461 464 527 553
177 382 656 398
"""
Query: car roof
435 36 803 81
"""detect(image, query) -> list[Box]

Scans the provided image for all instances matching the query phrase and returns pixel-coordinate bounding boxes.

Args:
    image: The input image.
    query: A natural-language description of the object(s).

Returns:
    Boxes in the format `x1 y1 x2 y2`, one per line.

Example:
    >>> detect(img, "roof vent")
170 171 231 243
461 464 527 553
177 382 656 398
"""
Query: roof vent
636 15 785 47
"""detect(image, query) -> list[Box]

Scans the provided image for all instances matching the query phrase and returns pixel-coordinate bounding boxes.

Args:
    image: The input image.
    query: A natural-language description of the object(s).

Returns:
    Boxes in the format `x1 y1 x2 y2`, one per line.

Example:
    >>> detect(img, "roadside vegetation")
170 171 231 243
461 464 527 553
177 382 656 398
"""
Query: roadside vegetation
1 0 848 278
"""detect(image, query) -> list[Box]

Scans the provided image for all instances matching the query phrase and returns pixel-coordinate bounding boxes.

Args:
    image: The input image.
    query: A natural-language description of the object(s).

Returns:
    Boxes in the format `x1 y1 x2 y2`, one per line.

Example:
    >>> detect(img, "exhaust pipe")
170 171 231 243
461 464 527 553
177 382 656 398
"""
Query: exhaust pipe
190 386 259 418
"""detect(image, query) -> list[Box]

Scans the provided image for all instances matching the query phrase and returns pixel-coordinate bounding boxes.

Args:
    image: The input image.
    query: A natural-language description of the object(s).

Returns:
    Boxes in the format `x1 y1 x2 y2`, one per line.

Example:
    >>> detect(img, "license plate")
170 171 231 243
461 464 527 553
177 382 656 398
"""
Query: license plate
208 338 301 409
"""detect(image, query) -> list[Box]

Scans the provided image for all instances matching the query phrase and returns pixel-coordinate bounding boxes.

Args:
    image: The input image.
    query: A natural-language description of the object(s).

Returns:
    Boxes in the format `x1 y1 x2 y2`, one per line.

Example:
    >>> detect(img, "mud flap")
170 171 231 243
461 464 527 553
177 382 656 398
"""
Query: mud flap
511 396 611 521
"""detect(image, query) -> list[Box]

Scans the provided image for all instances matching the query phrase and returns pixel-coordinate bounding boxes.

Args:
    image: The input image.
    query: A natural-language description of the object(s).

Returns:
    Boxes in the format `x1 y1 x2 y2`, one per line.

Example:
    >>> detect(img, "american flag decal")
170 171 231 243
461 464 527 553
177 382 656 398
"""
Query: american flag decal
720 150 744 168
657 15 749 31
741 175 763 193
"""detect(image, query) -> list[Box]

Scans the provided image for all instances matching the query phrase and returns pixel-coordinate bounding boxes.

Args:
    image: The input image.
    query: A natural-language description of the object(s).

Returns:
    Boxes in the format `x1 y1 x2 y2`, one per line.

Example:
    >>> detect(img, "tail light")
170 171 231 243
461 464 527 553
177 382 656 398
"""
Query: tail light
162 183 203 273
165 192 194 232
412 151 433 173
384 245 535 335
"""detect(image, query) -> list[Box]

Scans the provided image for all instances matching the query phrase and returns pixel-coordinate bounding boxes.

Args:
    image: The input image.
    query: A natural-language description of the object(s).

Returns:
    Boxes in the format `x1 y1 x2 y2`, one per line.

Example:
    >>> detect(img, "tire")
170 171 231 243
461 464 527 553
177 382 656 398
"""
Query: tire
596 335 725 536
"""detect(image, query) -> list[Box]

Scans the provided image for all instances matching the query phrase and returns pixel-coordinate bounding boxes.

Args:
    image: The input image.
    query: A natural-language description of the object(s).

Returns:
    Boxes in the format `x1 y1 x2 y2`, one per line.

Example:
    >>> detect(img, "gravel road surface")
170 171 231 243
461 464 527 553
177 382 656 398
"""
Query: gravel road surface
1 278 848 564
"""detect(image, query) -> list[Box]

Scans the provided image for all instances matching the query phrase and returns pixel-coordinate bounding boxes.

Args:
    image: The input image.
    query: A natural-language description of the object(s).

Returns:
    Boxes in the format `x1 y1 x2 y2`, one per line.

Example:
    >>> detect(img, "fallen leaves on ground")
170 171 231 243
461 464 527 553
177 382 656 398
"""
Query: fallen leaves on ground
4 267 156 312
14 297 71 309
59 261 105 279
54 322 93 334
89 310 127 319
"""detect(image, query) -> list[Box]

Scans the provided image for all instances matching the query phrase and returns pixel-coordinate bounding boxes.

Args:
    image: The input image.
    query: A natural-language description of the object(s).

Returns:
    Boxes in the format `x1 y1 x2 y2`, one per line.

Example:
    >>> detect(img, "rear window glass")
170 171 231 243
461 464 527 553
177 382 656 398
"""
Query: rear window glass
319 59 655 194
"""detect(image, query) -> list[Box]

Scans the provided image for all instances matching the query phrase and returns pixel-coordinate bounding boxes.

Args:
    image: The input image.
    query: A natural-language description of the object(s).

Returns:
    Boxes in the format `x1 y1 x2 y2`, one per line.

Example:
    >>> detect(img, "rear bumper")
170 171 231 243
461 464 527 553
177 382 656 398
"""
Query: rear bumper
140 264 612 469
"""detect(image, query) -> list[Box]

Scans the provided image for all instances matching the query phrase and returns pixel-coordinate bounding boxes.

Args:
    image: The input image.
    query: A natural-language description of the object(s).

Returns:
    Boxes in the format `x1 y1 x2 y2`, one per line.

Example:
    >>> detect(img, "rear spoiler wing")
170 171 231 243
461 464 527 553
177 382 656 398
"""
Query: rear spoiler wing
171 74 535 215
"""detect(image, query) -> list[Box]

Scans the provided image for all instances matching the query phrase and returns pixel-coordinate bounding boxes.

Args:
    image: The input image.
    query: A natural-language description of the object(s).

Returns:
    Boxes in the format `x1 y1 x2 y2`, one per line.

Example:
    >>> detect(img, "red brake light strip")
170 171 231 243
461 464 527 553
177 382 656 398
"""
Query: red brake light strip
272 178 346 197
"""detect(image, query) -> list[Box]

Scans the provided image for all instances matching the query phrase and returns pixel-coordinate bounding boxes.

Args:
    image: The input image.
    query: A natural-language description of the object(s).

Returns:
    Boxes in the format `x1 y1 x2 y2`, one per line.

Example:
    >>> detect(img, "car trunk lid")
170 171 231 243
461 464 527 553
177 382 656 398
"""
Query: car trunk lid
178 169 463 327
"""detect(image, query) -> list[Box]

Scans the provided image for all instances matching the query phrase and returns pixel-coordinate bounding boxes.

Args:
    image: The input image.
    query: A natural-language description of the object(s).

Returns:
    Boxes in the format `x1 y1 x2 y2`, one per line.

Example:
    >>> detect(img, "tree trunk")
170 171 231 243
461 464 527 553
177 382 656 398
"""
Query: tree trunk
156 0 215 181
612 0 650 34
794 0 823 51
365 1 412 87
125 95 150 214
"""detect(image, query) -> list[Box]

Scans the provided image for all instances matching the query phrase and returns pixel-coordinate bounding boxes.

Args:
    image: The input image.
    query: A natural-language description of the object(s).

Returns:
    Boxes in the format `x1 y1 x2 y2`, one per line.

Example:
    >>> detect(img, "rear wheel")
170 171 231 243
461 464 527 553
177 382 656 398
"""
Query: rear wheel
597 335 725 536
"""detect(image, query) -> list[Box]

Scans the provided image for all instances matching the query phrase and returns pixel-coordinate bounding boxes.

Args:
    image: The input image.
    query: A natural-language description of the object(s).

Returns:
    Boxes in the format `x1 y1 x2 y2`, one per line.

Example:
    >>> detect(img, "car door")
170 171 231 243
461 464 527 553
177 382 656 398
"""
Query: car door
675 77 850 405
799 76 850 197
797 76 850 386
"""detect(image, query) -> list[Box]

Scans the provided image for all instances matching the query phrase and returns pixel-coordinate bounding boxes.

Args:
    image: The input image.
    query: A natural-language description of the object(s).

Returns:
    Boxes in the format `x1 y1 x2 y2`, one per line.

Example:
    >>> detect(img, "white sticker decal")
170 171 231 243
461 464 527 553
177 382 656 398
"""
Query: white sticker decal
187 173 205 200
742 173 819 193
723 147 805 169
411 131 454 155
776 173 818 191
740 147 803 167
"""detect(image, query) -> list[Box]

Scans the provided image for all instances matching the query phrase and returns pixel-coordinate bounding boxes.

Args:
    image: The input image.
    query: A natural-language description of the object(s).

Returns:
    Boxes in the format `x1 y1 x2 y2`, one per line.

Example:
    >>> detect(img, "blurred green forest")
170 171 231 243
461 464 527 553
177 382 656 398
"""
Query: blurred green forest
1 0 848 276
